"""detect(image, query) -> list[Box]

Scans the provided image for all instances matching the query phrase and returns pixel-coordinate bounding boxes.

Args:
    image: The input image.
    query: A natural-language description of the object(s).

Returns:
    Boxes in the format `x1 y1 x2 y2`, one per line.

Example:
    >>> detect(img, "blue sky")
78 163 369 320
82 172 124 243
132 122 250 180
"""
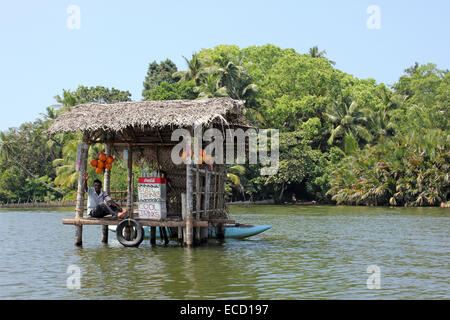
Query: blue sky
0 0 449 131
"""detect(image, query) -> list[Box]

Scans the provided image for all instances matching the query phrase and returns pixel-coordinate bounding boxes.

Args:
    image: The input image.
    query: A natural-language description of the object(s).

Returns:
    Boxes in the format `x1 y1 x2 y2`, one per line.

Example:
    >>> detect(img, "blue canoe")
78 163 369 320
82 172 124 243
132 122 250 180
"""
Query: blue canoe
109 224 271 240
208 224 271 239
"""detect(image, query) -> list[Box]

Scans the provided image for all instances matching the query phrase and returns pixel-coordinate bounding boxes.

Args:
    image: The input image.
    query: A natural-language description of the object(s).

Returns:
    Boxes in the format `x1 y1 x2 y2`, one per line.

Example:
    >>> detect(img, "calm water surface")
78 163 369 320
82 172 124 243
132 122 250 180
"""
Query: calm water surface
0 205 448 299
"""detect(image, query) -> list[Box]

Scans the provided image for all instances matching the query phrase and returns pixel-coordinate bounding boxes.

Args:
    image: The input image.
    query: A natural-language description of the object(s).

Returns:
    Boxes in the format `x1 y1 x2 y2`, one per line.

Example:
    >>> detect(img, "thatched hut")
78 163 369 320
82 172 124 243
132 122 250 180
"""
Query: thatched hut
47 97 252 247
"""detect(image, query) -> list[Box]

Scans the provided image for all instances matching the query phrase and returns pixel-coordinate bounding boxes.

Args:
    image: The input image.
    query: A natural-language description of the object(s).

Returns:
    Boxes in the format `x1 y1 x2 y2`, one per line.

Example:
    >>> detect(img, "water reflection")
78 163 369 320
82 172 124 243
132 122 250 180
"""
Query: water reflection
0 206 448 299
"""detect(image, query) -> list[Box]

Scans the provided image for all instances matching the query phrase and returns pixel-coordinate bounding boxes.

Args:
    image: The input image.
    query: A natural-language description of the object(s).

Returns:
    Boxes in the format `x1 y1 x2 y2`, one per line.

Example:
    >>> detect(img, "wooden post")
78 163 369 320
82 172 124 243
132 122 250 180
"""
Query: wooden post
150 227 156 245
126 145 134 216
218 166 224 215
102 143 112 244
213 169 218 218
74 138 89 246
185 164 194 248
160 227 169 245
216 170 221 216
201 168 211 243
180 193 186 246
178 226 183 245
195 164 201 244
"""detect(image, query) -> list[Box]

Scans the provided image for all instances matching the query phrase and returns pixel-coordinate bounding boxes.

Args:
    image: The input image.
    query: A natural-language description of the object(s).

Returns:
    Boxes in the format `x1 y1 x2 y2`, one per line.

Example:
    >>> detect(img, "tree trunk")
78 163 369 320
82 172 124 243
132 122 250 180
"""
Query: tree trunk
278 182 286 203
74 139 89 246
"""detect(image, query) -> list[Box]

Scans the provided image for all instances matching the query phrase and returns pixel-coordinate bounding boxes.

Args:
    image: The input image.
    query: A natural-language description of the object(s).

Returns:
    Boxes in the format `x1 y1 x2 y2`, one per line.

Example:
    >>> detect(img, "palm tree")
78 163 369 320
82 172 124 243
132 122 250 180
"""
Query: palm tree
309 46 336 65
368 107 395 141
172 53 204 85
324 99 372 146
309 46 327 58
53 89 77 113
52 139 101 190
200 53 258 100
194 74 228 98
52 139 79 189
227 165 247 201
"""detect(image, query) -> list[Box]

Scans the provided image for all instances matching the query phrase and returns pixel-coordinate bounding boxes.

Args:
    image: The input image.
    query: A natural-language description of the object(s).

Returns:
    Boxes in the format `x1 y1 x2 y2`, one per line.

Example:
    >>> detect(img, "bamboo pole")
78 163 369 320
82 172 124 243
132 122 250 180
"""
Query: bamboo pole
214 166 218 211
195 164 201 244
102 143 112 243
201 168 211 243
185 164 194 248
126 145 134 215
160 227 169 245
216 167 222 215
181 193 186 245
217 166 225 216
150 227 156 245
74 138 89 246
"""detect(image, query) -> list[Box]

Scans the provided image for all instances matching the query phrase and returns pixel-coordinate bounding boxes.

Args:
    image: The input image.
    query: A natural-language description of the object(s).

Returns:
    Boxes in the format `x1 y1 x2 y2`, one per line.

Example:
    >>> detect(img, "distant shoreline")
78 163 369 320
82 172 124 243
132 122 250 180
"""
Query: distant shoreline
1 199 448 209
0 201 77 209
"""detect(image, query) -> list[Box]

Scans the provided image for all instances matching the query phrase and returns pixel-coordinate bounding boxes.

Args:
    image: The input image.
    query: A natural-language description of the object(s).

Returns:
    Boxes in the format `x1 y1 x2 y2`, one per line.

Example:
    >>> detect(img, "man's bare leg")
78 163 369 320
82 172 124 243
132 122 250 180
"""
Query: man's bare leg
118 209 128 219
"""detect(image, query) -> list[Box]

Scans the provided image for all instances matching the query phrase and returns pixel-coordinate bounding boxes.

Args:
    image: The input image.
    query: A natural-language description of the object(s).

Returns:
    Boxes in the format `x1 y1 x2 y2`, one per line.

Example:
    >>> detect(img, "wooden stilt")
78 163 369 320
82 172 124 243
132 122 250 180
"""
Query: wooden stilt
101 224 109 244
150 226 156 245
122 145 135 243
213 168 218 218
102 143 112 244
178 226 183 245
161 227 169 245
185 217 193 247
126 145 134 216
74 138 89 246
195 164 201 244
218 166 224 215
181 193 186 246
201 169 211 243
123 224 132 241
159 227 164 241
186 165 194 248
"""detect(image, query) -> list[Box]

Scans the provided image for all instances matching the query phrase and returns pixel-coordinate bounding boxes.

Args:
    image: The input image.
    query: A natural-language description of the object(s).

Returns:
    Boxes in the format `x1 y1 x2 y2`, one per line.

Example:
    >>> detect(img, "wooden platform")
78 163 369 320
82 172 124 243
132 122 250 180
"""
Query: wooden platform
62 217 235 227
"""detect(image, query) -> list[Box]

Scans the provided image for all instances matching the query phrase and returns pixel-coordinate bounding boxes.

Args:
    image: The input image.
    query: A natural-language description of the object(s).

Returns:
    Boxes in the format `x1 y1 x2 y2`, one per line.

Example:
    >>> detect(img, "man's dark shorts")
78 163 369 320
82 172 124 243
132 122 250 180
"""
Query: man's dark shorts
89 203 120 218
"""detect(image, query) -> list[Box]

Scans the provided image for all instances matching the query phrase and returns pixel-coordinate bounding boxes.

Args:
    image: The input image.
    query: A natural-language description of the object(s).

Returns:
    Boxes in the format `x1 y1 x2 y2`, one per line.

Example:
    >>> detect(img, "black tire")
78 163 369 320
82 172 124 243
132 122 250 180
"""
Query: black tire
116 219 144 247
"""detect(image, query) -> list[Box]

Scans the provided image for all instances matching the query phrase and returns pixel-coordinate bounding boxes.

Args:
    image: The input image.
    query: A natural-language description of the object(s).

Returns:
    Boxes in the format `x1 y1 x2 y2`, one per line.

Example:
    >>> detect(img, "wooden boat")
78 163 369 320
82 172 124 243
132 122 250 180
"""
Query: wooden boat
108 223 271 240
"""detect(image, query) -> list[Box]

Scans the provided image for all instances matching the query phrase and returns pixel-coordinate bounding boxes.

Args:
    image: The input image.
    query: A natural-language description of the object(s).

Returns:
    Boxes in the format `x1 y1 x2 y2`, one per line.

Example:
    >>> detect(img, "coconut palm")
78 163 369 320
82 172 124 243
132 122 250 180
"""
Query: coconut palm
200 53 258 100
369 108 394 140
53 89 77 113
324 99 372 146
52 139 80 189
53 140 102 190
172 53 204 85
226 165 247 201
309 46 327 58
194 74 228 98
308 46 336 65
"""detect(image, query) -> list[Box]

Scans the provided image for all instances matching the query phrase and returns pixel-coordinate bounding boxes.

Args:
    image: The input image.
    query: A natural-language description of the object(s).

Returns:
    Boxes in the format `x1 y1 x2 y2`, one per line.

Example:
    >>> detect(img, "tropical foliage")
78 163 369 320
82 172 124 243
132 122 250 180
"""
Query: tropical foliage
0 44 448 207
0 86 132 203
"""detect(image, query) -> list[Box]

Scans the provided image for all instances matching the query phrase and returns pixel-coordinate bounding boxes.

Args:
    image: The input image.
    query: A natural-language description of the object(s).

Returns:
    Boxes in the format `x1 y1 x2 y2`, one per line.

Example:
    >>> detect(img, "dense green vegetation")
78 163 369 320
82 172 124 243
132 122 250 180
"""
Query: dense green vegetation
0 44 448 206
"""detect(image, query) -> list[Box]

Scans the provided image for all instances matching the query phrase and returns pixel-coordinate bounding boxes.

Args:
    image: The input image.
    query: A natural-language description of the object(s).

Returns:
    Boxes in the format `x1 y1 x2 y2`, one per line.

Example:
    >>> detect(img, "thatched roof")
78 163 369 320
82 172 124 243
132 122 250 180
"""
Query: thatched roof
46 98 251 135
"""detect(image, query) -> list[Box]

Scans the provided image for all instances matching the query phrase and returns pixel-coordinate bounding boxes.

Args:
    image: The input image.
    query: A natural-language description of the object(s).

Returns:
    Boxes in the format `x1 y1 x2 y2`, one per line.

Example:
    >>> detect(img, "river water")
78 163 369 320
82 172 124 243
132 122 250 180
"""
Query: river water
0 205 448 299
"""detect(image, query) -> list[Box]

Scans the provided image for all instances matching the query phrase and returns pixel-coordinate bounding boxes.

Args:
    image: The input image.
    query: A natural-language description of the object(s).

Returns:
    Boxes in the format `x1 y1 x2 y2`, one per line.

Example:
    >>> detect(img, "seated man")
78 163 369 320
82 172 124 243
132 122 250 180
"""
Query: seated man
83 172 127 219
